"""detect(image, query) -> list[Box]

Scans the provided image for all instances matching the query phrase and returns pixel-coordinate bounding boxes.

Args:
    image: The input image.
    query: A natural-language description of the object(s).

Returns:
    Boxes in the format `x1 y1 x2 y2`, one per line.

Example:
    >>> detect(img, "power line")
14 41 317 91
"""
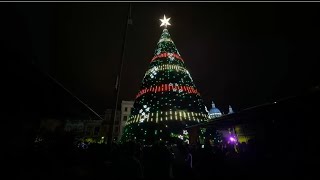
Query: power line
34 63 104 121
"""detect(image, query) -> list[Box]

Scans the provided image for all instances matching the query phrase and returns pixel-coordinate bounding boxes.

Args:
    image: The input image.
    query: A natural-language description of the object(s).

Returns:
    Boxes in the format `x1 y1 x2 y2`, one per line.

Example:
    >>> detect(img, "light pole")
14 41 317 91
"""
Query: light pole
106 3 132 148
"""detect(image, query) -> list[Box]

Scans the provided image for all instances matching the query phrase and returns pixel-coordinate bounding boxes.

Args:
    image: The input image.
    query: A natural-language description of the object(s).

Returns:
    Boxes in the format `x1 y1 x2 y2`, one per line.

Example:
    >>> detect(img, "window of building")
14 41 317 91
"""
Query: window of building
100 126 106 133
94 127 100 135
114 126 119 133
125 107 128 112
115 120 120 125
106 114 111 121
123 115 127 121
86 126 92 136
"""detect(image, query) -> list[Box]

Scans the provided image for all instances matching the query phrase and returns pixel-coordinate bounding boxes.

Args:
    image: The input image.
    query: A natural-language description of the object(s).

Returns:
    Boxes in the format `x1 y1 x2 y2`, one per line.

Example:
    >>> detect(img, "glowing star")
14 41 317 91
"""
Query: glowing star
160 15 171 27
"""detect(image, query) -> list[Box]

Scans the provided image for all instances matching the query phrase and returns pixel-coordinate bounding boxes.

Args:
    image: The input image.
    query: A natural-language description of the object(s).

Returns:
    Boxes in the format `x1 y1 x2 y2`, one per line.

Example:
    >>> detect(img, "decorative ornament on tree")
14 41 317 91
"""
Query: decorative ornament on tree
156 49 161 55
183 130 188 135
160 15 171 28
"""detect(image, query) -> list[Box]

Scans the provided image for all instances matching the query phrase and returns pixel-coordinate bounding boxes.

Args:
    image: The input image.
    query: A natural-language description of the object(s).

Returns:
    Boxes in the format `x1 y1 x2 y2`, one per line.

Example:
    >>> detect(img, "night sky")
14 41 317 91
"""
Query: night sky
2 2 320 118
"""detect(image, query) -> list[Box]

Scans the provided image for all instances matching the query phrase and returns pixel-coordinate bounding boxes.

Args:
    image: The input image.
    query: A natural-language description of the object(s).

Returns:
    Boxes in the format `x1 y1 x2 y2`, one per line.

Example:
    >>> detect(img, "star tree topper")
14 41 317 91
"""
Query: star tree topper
160 15 171 28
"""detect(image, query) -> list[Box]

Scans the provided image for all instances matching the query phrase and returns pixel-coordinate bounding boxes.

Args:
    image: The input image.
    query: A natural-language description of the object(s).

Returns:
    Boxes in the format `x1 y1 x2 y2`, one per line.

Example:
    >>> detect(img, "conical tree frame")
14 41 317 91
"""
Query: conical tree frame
121 28 208 144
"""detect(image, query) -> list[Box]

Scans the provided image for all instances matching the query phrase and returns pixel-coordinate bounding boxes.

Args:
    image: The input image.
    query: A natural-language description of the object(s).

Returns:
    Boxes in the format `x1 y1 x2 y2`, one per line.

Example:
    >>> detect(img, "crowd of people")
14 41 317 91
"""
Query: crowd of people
16 132 260 179
109 140 257 179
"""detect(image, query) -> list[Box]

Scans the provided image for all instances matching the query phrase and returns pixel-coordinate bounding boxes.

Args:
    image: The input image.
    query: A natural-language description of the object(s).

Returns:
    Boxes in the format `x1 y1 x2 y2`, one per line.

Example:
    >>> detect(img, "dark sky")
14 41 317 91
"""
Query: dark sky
2 2 320 117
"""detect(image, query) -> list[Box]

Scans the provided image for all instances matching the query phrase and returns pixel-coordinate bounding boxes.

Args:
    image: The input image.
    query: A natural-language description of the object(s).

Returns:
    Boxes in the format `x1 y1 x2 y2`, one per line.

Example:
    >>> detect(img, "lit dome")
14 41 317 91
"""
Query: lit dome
209 107 221 114
209 101 222 119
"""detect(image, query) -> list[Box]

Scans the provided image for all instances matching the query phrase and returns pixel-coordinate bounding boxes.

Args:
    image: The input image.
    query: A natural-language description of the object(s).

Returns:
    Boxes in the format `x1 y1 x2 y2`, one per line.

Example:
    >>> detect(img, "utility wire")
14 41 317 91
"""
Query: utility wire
34 63 104 121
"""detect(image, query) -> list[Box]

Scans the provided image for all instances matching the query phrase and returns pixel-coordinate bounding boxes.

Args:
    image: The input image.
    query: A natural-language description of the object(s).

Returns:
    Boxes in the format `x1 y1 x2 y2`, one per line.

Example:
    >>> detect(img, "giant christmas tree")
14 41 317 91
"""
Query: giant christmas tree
121 15 208 144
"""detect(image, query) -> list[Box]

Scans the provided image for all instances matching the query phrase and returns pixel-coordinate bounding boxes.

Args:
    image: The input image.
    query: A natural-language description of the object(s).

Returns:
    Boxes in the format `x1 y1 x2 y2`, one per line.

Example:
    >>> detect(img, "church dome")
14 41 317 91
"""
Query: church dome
209 101 222 119
209 107 221 114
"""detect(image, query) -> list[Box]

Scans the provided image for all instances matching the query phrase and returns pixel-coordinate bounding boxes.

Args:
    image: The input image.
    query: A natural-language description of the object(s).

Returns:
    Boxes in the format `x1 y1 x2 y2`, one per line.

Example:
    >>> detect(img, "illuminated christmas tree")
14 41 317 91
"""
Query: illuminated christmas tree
121 15 208 144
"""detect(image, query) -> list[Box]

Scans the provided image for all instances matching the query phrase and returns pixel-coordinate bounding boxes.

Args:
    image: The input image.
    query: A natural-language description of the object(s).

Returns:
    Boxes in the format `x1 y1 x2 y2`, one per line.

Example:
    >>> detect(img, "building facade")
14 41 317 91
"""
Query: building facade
64 118 105 143
119 101 134 141
64 100 134 143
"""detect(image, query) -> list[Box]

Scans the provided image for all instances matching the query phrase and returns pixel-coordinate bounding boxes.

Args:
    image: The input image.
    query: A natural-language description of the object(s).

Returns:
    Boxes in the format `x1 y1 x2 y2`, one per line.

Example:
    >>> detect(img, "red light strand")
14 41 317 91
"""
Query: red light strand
136 84 199 99
151 52 184 62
